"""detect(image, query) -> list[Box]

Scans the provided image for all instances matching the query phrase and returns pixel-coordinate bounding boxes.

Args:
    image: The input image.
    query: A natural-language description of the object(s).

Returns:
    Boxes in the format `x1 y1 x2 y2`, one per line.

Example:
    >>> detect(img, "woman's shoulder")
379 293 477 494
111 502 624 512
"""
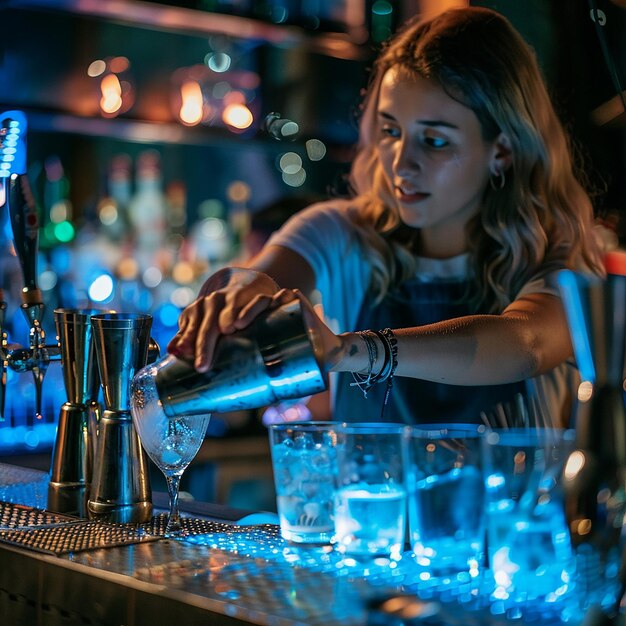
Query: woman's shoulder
267 197 362 255
275 197 359 237
296 198 358 221
516 264 568 298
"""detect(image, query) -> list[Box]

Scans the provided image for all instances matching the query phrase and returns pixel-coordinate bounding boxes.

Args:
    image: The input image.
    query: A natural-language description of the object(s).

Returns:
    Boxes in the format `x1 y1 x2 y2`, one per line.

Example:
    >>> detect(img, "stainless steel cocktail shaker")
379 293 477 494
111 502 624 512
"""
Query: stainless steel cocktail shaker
150 299 328 418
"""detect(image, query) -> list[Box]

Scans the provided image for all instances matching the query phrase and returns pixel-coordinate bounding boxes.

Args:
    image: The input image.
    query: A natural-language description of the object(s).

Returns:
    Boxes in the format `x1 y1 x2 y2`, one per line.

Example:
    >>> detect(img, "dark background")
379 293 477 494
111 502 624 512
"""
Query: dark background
0 0 624 478
1 0 624 226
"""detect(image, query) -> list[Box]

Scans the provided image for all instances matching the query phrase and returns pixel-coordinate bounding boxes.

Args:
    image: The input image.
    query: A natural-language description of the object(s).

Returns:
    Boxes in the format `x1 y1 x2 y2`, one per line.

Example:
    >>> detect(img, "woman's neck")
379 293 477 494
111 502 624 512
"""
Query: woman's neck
417 226 468 259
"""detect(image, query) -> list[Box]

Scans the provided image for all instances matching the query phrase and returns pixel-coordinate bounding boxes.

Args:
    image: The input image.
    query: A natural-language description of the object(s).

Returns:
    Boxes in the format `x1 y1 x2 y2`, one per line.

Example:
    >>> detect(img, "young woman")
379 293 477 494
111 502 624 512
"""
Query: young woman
168 7 603 427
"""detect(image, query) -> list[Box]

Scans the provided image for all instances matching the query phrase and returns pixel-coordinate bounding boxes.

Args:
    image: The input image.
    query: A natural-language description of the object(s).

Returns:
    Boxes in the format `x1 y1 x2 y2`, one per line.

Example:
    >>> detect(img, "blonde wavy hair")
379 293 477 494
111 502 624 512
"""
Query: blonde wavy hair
347 7 603 312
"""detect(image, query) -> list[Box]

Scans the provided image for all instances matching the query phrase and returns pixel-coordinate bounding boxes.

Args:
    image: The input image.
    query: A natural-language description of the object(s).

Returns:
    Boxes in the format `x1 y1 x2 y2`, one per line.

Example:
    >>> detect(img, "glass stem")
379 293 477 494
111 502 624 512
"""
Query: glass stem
165 473 182 535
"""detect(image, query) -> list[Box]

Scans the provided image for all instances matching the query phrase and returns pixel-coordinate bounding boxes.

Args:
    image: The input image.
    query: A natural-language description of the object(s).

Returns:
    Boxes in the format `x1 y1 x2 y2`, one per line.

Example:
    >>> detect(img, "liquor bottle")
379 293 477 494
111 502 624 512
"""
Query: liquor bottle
96 153 131 243
127 150 167 272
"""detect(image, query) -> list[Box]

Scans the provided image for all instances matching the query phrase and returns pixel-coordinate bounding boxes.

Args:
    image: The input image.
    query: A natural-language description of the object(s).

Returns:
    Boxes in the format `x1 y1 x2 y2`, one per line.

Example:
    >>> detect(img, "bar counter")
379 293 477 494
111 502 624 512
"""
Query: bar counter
0 461 613 626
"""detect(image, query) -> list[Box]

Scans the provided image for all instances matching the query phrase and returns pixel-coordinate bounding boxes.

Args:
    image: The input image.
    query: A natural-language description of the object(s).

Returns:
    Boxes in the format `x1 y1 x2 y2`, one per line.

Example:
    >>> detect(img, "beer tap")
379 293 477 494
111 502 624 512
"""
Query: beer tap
0 110 61 421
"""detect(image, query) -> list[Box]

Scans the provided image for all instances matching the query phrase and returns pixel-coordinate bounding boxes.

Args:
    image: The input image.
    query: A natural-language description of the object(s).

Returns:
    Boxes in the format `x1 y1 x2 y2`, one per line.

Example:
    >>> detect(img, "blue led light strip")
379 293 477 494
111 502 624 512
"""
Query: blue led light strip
0 110 27 178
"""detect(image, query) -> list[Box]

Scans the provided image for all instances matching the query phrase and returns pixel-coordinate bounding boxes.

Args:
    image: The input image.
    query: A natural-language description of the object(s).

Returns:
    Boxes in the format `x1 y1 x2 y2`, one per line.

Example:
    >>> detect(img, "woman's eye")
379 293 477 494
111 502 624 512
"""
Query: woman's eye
380 125 400 138
424 135 448 148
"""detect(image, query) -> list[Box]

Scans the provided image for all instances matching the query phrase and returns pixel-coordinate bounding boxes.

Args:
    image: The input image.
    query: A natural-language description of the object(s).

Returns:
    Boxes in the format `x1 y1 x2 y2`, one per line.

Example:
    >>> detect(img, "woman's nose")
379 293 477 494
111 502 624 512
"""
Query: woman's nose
393 139 420 175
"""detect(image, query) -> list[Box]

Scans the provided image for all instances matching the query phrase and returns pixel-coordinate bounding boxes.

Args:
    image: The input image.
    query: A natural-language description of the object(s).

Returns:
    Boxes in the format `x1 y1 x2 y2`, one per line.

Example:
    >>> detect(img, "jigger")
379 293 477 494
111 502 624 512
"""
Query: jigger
88 313 153 523
48 308 105 517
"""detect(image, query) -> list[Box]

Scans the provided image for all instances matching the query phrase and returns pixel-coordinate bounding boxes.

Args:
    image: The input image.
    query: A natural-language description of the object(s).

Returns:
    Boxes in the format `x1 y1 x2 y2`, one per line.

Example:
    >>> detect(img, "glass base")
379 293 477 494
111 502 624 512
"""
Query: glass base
280 527 334 545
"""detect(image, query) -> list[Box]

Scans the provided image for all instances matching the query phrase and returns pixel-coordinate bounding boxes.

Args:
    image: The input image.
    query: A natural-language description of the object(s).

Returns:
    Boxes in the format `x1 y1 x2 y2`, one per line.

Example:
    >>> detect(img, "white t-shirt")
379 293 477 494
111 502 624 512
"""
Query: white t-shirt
269 200 578 427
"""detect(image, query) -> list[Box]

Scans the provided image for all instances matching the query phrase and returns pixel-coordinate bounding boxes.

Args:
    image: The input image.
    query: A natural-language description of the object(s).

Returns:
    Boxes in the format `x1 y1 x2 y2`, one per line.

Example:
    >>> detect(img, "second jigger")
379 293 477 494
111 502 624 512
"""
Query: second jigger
88 313 154 523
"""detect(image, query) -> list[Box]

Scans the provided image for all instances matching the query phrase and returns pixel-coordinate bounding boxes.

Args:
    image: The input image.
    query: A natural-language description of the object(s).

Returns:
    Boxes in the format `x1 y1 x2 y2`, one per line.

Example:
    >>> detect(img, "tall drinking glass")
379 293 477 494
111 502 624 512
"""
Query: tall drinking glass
268 421 340 544
482 428 576 607
408 423 486 578
334 423 410 561
131 359 210 535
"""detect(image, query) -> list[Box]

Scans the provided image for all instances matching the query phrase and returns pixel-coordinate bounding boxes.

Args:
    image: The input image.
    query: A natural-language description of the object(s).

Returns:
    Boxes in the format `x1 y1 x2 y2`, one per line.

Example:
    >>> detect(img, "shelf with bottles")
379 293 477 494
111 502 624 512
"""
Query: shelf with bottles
8 0 372 61
2 1 368 149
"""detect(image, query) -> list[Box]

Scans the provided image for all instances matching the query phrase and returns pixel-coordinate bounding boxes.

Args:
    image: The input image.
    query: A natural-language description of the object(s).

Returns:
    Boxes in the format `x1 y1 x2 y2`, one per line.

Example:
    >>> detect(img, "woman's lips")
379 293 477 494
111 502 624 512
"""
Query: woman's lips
395 187 430 203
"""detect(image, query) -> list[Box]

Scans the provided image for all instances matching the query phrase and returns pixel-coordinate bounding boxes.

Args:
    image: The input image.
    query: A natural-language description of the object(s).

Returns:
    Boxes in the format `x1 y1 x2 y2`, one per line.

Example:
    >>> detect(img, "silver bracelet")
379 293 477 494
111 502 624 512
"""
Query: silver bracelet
350 330 379 398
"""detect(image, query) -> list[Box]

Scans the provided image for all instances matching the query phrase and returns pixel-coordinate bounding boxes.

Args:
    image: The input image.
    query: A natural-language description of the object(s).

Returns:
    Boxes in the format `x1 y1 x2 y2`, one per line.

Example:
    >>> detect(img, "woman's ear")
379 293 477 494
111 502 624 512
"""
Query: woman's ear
490 132 513 174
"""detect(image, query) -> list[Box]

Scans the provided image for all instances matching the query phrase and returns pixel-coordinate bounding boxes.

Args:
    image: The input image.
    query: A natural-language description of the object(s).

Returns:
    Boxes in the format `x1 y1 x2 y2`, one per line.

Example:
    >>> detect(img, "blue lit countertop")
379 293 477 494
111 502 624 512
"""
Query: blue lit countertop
0 462 620 626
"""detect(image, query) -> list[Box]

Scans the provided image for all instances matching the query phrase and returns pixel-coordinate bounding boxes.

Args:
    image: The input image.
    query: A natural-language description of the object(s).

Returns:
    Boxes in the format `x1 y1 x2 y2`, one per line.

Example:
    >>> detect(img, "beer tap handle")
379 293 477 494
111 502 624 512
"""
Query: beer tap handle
7 173 41 305
9 173 49 420
3 111 48 420
2 112 39 303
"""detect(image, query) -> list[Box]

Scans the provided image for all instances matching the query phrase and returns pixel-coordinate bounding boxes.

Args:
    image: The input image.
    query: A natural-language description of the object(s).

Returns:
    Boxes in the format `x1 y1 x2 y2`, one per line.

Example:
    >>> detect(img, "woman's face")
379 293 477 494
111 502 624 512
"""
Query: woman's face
376 67 499 257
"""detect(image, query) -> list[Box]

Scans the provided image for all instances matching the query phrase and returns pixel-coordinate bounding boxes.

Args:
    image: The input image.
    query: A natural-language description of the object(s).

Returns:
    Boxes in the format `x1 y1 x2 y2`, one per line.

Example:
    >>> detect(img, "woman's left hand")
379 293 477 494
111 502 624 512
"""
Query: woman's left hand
252 288 346 371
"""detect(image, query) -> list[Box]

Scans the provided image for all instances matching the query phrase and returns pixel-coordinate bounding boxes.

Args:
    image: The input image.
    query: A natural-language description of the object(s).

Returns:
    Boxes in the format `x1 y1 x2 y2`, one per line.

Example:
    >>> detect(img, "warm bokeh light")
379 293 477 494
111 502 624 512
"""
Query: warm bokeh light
98 200 119 226
222 103 253 129
109 56 130 73
87 59 106 77
223 90 246 106
577 380 593 402
227 181 251 203
172 261 195 284
572 518 592 536
179 80 204 126
100 74 122 115
564 450 586 481
117 256 139 280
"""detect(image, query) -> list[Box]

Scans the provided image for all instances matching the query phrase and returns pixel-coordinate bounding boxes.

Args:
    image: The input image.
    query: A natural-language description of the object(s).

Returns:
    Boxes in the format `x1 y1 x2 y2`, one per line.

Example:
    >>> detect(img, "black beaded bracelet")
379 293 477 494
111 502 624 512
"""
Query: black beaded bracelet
378 328 398 420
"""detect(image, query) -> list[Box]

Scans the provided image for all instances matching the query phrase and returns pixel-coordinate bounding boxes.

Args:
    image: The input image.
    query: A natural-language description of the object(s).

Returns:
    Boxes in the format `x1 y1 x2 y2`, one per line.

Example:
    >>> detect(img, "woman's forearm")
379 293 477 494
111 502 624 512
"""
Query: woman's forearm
333 296 573 386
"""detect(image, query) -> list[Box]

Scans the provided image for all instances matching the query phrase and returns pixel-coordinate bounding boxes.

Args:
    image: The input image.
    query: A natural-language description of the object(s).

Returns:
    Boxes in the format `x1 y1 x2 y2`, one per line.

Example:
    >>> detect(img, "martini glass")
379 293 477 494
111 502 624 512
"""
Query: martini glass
131 360 210 536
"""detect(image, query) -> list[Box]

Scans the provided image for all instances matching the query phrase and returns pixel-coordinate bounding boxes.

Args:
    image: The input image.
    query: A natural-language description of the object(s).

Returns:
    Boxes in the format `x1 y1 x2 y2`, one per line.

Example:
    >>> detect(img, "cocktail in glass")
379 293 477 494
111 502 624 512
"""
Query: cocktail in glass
131 360 210 535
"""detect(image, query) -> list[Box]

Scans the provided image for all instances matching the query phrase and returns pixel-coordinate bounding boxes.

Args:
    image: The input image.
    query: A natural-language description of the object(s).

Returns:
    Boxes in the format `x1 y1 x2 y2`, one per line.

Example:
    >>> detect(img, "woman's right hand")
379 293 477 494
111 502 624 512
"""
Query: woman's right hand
166 267 280 372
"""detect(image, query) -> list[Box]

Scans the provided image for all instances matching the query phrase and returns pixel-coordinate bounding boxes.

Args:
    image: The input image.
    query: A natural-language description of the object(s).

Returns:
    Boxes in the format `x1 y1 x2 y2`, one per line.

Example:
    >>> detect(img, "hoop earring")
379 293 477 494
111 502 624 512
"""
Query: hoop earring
490 168 506 191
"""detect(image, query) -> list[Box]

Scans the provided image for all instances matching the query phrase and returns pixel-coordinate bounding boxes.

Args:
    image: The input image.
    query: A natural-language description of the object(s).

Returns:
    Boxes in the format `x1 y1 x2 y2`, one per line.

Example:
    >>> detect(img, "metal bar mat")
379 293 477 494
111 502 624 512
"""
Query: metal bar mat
0 500 78 529
0 519 160 555
134 514 244 537
0 502 250 555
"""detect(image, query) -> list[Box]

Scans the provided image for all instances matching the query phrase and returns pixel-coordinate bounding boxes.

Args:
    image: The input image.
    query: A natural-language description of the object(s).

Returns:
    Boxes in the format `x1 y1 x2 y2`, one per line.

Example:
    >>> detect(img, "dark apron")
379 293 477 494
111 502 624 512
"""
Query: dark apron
334 279 525 424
